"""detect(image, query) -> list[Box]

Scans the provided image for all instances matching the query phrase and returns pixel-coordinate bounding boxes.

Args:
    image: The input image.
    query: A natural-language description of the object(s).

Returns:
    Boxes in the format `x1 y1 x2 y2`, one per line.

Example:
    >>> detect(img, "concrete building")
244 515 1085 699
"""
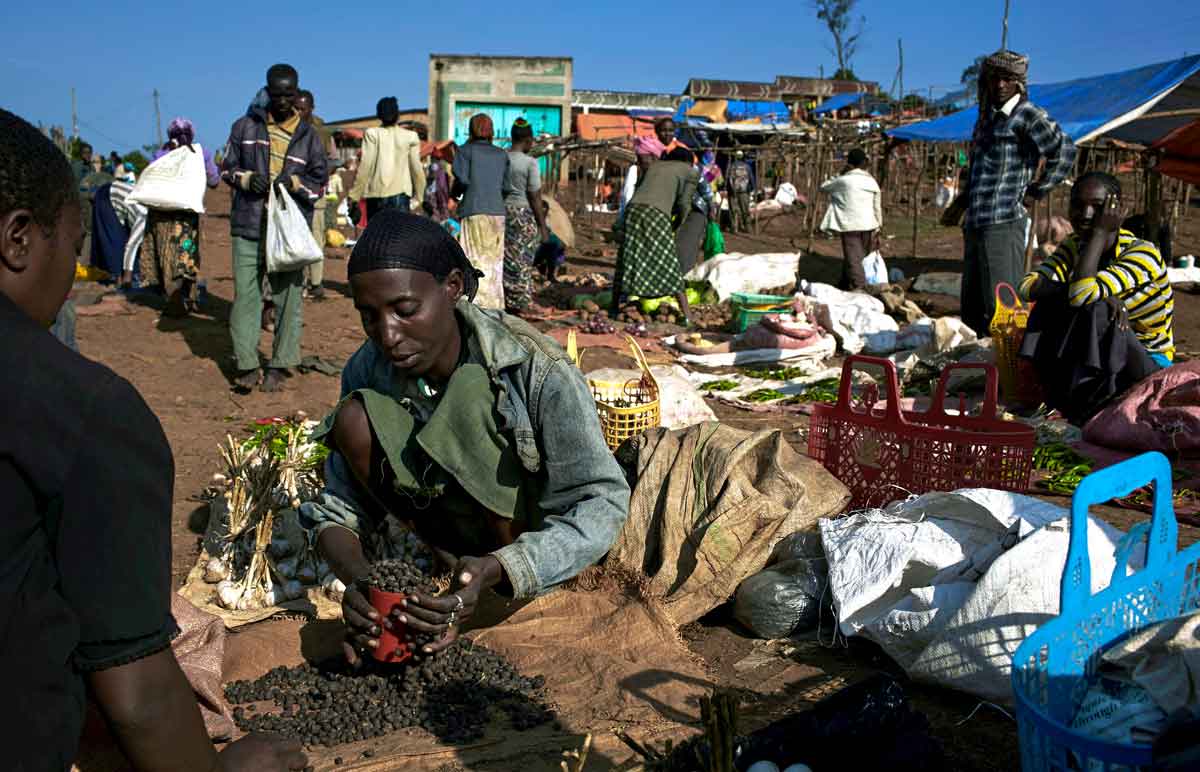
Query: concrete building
427 54 573 146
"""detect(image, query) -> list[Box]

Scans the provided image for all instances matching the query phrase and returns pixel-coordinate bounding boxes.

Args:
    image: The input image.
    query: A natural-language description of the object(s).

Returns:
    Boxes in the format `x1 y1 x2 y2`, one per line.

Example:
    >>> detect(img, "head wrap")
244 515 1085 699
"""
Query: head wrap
978 49 1029 112
167 117 195 148
510 117 533 143
348 209 482 301
665 146 694 164
634 134 666 158
376 96 400 125
468 114 494 142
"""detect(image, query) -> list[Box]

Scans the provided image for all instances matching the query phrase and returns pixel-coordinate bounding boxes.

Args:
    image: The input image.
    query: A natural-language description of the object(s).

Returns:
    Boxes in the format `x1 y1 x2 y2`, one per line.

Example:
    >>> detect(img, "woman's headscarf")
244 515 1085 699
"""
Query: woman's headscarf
468 114 494 143
348 208 483 301
166 117 195 150
634 134 665 158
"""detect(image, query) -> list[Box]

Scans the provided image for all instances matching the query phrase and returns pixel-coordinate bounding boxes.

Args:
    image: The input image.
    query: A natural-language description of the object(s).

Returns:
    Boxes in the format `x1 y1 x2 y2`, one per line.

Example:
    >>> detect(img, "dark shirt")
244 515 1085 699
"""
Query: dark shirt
0 292 178 769
452 141 509 218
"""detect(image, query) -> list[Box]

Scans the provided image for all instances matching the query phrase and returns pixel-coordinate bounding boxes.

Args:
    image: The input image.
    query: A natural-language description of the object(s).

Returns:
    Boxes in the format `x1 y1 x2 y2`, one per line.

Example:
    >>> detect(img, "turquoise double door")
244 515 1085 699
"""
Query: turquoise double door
452 102 561 176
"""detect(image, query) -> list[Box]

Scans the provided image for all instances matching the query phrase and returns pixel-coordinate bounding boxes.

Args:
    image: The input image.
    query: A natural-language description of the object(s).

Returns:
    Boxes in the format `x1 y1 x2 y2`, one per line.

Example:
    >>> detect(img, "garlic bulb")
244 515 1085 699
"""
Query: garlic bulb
204 557 230 583
216 580 242 609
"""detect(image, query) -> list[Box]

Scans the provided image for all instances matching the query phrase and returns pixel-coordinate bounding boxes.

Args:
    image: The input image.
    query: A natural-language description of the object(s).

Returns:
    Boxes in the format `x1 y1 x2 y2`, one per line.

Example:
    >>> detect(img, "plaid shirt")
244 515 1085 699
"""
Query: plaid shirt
965 98 1076 228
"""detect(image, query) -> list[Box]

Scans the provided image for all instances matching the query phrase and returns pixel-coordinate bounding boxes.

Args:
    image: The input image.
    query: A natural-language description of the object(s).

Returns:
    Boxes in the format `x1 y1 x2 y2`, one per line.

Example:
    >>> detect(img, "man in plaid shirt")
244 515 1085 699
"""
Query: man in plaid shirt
953 50 1076 335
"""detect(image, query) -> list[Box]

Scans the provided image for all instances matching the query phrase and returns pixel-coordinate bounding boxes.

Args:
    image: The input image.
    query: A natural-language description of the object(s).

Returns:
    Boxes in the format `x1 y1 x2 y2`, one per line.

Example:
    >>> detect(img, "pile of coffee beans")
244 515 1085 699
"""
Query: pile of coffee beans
363 558 436 595
226 641 553 747
225 557 554 747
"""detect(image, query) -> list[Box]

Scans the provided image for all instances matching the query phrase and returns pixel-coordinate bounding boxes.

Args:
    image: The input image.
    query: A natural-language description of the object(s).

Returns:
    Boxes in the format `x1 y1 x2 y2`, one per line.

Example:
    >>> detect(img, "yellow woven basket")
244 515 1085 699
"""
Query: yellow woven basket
566 330 661 451
989 282 1042 404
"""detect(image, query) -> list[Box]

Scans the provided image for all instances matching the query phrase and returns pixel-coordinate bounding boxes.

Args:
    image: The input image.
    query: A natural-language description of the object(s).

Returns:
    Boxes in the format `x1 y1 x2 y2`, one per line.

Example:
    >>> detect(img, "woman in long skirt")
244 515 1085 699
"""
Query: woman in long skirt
140 118 219 316
452 114 510 310
612 146 698 323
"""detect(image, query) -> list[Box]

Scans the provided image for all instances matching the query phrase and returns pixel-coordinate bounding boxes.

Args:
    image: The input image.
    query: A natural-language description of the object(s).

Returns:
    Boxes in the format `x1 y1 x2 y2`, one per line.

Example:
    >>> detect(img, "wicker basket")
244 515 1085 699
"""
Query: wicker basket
990 282 1042 404
566 331 661 451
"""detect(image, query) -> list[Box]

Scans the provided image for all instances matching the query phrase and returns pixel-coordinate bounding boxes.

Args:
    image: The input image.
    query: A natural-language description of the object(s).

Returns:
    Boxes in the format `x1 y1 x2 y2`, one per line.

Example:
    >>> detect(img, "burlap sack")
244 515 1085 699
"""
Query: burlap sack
609 422 850 626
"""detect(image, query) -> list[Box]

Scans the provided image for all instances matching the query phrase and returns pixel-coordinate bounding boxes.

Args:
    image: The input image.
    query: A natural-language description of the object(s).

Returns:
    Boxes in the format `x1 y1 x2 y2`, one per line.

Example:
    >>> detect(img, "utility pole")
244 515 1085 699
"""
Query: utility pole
153 89 163 146
1001 0 1012 50
70 87 78 140
898 39 905 104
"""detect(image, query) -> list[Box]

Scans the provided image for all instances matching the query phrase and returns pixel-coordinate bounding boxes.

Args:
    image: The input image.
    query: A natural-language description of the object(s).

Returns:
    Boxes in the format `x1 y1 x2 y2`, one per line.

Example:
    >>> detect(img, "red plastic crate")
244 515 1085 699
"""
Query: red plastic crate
807 355 1036 510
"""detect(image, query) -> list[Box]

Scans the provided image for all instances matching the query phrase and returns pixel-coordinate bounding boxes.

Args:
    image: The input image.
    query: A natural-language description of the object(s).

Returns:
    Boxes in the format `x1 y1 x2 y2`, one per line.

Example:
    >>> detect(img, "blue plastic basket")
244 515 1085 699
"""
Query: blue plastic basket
1011 451 1200 771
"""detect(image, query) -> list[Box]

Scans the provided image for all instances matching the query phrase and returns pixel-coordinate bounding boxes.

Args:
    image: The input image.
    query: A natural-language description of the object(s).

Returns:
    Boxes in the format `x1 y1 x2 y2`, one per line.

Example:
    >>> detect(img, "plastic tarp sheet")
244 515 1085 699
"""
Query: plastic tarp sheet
813 93 868 115
575 113 655 141
888 55 1200 145
820 489 1145 703
1152 118 1200 184
724 100 791 123
685 252 800 301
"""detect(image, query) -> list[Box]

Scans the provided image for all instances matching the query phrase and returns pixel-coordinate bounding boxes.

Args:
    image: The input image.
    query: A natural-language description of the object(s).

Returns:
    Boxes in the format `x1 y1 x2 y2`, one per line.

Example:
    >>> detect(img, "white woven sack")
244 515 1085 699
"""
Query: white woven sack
128 144 207 213
266 184 323 273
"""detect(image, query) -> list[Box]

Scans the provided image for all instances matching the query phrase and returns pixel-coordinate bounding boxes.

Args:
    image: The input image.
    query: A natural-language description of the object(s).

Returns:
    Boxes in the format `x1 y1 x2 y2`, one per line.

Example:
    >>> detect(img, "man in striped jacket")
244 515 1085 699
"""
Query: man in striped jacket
221 63 328 393
1019 172 1172 422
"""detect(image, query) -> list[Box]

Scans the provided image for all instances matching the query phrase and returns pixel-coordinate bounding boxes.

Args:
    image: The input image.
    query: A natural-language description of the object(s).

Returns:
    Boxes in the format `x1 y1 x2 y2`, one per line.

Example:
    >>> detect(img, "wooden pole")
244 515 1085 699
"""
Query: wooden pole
1002 0 1012 50
911 146 927 258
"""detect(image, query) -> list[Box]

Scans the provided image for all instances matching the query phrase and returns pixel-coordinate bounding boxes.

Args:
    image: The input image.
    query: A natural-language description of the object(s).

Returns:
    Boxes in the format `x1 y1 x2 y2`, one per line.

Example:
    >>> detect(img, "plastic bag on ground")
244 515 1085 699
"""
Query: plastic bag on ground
266 184 323 273
863 250 888 285
733 557 829 638
128 143 208 213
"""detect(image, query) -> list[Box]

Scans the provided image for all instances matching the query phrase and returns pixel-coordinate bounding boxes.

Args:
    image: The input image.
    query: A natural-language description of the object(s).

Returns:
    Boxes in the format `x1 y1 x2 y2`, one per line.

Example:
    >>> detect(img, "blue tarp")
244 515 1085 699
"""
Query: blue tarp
888 55 1200 144
812 92 867 115
724 99 790 122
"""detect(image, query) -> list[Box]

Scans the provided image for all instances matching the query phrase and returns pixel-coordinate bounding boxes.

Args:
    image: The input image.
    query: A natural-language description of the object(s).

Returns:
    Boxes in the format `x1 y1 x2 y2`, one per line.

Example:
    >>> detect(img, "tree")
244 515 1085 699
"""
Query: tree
812 0 866 82
900 93 928 111
832 68 858 81
961 55 987 85
122 150 151 174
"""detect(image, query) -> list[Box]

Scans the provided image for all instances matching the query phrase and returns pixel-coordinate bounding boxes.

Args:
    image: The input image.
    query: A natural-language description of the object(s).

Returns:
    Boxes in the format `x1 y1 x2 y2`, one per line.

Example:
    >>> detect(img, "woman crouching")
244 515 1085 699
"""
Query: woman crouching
302 210 630 664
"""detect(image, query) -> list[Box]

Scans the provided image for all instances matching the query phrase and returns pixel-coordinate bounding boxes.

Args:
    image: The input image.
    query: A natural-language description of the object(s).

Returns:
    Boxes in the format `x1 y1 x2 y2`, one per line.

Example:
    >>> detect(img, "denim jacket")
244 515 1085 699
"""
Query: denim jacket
301 300 630 599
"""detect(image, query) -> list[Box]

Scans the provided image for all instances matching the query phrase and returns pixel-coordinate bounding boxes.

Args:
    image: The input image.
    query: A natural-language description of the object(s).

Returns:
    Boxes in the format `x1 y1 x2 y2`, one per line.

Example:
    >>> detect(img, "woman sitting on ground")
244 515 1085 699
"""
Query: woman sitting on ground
1019 171 1174 423
301 210 629 665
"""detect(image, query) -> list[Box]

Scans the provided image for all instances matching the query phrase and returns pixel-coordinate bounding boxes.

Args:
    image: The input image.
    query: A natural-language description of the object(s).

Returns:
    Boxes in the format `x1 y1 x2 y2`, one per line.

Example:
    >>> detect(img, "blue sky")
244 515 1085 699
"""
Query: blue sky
2 0 1197 155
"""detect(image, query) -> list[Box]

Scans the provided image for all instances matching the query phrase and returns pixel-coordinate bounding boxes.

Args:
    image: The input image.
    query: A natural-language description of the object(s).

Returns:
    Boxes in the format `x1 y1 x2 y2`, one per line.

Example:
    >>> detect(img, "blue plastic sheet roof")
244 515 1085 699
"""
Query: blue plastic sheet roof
812 93 868 115
724 100 791 122
888 55 1200 144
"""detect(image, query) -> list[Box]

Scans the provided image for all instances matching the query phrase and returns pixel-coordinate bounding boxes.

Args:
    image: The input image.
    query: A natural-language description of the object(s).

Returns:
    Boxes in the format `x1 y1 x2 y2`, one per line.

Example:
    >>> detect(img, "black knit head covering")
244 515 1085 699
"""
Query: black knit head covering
348 209 481 301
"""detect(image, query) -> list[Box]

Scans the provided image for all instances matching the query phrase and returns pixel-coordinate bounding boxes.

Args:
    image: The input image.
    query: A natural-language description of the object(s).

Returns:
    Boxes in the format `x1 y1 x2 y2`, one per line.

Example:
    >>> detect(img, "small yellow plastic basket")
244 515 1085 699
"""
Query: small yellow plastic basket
566 331 661 451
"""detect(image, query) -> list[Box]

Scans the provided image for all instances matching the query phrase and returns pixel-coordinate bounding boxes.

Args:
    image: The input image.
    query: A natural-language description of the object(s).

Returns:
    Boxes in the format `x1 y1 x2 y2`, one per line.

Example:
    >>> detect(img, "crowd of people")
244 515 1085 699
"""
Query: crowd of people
2 42 1190 772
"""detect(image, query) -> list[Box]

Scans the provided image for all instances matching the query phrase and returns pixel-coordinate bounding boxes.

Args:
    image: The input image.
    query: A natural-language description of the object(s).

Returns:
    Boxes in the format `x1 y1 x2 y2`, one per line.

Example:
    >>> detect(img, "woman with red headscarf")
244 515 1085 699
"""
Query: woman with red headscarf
451 114 509 309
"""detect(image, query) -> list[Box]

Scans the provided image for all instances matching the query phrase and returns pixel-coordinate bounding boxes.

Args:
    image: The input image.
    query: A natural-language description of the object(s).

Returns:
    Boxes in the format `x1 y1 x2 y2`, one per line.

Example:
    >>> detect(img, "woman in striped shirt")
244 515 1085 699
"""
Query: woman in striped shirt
1019 172 1172 422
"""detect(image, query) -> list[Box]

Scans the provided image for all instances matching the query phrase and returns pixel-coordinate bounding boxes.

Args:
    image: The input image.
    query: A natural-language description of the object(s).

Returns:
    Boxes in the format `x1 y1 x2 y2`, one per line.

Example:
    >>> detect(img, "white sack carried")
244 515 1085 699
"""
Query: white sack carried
797 283 897 354
585 364 717 430
863 251 888 286
685 252 800 301
820 489 1142 703
128 143 207 213
266 184 323 273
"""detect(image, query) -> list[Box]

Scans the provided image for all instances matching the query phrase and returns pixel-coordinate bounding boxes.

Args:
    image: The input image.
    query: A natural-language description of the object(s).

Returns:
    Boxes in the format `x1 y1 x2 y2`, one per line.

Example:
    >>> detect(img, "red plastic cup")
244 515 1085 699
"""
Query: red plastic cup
368 587 413 664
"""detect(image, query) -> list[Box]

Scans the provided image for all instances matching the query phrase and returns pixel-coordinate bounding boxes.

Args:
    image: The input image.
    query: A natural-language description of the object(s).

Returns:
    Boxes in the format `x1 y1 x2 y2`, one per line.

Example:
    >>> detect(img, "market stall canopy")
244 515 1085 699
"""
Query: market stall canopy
1151 118 1200 184
813 92 868 115
575 113 656 141
888 55 1200 145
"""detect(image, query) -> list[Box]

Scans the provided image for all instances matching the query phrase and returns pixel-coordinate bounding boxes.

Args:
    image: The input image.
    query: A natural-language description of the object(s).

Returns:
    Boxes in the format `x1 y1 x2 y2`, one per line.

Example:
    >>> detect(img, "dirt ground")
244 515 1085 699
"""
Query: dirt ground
73 185 1200 771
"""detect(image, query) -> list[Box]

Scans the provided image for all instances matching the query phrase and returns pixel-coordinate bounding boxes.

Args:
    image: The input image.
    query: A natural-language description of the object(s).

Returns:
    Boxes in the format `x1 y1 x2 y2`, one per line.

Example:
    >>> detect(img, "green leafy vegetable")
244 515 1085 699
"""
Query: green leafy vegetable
700 379 739 391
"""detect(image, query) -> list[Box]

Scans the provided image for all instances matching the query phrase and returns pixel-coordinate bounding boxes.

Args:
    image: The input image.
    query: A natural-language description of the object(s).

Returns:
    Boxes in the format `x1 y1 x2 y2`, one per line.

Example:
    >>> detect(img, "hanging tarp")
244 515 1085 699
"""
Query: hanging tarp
813 93 868 115
888 55 1200 145
1152 118 1200 185
724 100 790 123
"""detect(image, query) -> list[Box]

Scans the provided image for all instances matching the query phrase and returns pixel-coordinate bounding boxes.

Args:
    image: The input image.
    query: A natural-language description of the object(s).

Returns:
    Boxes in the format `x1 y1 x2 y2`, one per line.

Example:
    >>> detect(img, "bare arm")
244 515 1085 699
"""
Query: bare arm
89 650 221 772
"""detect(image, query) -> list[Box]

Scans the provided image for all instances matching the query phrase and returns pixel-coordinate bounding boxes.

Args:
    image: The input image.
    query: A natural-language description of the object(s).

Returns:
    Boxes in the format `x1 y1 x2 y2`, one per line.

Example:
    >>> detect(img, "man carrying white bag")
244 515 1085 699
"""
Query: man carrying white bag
220 62 328 392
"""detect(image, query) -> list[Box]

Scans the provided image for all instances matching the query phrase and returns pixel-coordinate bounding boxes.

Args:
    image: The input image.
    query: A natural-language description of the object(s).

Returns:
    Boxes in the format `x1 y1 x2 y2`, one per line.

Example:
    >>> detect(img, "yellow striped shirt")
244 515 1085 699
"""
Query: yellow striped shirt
1020 229 1174 359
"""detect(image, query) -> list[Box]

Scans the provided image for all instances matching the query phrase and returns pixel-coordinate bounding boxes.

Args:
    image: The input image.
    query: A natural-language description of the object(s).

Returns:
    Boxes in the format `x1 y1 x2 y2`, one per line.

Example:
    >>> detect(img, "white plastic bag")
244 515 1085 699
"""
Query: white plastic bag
266 184 323 273
863 250 888 285
128 143 207 213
